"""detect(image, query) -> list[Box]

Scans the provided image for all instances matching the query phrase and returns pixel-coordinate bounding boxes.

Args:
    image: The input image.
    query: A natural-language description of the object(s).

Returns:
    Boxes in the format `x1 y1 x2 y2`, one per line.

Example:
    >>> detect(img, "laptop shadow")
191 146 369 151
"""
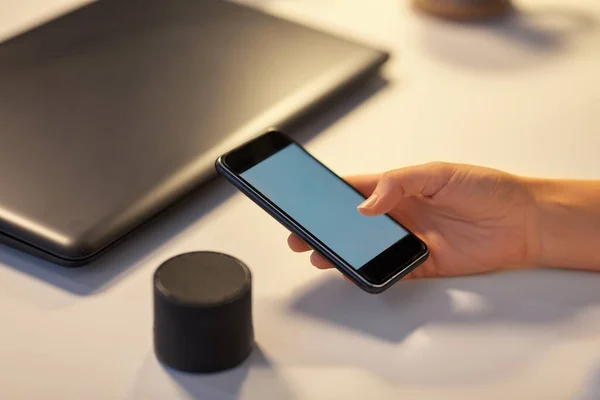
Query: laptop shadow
0 74 389 296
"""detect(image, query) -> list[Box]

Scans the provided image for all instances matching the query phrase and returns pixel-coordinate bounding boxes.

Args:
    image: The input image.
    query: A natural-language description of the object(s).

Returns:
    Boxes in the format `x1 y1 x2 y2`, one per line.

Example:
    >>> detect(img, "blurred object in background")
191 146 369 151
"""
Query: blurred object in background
413 0 514 20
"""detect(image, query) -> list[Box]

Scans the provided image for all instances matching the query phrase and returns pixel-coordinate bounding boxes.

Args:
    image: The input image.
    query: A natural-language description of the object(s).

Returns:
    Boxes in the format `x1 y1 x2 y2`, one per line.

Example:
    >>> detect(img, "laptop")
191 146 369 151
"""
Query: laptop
0 0 388 267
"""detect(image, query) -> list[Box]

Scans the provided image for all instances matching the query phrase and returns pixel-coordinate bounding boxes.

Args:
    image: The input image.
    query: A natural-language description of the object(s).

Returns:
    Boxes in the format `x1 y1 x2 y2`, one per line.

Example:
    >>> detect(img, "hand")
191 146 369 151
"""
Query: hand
287 162 539 279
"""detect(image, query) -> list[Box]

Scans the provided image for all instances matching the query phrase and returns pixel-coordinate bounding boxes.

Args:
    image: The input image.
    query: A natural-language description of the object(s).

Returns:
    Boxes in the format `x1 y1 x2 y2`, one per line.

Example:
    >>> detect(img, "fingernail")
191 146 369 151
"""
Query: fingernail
358 194 378 210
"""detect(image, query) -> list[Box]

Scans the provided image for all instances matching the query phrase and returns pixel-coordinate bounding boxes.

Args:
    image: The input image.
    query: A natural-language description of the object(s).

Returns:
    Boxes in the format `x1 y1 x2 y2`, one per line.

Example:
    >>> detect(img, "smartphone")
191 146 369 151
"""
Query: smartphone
215 130 428 294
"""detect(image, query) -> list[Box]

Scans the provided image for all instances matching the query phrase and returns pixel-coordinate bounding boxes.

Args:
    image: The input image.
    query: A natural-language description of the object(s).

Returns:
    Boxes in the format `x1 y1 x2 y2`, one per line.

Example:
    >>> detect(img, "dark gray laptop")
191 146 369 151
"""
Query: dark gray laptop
0 0 388 266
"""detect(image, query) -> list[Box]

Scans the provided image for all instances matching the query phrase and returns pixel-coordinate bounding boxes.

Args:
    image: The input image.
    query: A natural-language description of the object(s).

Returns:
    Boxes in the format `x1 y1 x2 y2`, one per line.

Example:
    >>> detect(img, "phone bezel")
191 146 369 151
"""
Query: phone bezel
216 130 428 292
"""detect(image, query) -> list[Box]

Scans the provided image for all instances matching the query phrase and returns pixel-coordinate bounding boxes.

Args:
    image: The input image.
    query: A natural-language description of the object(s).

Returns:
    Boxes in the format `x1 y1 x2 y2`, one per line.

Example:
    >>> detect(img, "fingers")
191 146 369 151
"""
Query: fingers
287 233 332 269
287 233 310 252
358 162 456 216
310 251 333 269
286 169 443 282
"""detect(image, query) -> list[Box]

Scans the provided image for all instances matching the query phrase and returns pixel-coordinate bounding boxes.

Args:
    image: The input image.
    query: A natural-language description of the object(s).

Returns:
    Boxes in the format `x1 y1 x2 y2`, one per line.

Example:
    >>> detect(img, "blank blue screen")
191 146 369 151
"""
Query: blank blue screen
241 144 408 269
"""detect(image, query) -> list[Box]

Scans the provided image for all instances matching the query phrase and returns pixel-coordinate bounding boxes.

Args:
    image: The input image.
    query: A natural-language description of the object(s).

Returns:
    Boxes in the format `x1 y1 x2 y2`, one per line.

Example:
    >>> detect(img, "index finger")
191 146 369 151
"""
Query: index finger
344 174 380 197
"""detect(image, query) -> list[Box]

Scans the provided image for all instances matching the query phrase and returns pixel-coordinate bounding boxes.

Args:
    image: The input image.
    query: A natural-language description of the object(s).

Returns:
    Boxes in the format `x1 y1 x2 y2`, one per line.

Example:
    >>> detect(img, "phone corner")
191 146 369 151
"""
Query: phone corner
353 278 389 295
364 286 387 295
420 247 431 264
214 156 225 173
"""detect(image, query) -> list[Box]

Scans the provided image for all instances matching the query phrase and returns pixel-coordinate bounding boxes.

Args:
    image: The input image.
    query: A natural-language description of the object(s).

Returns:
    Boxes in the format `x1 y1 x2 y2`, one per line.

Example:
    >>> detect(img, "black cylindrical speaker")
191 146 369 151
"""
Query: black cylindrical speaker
153 251 254 373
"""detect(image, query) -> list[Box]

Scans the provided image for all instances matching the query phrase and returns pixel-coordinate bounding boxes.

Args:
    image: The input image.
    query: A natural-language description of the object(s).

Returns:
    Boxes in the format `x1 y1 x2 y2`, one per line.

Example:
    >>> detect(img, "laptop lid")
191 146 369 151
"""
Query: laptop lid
0 0 388 266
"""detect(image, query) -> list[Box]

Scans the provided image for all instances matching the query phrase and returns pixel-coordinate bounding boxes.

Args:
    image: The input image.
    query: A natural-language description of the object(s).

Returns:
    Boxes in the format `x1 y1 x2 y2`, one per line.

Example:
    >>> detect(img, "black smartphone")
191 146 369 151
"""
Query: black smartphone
215 130 428 294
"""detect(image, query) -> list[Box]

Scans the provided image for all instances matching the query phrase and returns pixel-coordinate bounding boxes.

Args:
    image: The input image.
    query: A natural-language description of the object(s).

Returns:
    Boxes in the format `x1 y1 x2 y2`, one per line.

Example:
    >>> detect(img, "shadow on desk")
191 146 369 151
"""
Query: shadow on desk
290 267 600 342
0 74 389 297
283 267 600 384
416 5 598 70
577 362 600 400
133 345 293 400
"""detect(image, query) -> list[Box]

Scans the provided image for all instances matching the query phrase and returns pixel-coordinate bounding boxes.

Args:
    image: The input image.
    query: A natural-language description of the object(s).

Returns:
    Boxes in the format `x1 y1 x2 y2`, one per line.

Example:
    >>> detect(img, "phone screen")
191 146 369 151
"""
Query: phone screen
240 143 409 270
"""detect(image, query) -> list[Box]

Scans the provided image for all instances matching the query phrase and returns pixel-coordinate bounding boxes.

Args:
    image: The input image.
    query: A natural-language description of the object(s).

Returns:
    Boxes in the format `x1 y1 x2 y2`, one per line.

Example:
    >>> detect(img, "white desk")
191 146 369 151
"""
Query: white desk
1 0 599 399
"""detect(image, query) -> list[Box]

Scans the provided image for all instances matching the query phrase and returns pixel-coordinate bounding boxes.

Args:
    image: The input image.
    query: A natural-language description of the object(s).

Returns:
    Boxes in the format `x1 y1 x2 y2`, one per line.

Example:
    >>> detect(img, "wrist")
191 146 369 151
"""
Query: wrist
524 177 600 270
523 177 553 267
519 176 545 267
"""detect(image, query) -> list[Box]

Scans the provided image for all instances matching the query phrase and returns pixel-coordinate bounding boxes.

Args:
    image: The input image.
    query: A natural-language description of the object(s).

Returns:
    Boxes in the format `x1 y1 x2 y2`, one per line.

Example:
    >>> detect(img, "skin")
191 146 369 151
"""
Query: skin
287 162 600 280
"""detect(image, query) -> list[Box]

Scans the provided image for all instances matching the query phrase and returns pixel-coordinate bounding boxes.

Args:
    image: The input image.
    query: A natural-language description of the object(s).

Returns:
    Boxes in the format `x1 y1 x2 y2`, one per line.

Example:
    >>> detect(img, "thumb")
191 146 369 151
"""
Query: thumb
357 162 456 215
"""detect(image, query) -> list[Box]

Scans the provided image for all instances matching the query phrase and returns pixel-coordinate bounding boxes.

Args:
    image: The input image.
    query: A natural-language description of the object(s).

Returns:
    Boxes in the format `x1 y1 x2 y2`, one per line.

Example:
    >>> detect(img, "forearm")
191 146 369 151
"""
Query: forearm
527 178 600 270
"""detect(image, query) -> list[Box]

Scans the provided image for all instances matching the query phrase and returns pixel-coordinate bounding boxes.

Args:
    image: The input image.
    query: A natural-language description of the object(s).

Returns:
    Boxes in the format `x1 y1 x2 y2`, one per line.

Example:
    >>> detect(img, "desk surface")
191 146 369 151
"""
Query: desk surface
1 0 599 399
